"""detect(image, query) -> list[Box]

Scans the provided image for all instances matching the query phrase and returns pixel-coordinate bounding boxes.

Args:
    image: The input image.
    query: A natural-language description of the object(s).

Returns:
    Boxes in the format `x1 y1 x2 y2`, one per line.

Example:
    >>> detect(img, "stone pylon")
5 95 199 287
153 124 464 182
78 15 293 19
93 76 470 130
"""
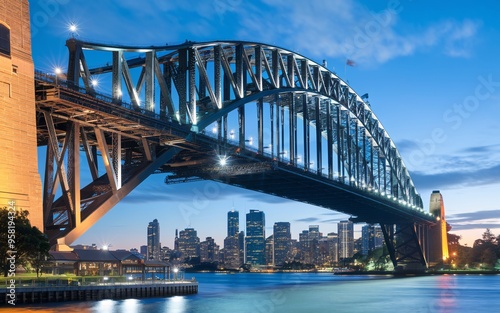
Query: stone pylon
0 0 43 230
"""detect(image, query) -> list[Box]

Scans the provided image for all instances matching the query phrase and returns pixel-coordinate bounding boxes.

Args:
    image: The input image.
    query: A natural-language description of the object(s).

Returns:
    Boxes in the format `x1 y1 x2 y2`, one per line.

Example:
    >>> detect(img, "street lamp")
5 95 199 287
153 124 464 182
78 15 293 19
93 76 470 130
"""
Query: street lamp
173 268 179 281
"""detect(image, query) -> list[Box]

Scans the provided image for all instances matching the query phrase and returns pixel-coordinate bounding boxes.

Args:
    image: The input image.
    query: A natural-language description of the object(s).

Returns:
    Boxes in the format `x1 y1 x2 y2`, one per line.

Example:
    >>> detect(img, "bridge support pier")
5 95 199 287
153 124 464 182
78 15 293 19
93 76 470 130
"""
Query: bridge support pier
381 223 428 272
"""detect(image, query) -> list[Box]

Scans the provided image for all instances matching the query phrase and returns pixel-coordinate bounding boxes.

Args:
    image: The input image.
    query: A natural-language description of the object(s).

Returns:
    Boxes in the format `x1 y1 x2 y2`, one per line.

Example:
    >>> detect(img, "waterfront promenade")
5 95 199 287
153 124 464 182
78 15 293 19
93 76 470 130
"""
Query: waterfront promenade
0 279 198 305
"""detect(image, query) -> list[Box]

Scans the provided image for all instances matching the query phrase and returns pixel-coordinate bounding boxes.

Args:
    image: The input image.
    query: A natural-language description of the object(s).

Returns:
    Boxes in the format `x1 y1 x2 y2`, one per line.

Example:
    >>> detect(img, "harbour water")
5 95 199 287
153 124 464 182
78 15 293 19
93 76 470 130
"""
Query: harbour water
3 273 500 313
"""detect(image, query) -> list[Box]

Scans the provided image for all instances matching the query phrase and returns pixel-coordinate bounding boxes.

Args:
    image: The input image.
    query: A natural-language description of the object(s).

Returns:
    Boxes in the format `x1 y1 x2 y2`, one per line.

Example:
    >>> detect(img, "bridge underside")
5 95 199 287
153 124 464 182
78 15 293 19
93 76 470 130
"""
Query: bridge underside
163 149 430 271
164 150 422 225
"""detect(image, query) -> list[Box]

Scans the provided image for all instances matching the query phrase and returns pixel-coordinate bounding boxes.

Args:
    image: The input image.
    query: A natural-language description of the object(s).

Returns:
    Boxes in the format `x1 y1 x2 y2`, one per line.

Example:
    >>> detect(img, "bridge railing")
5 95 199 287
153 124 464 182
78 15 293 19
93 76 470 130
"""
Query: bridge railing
34 70 189 137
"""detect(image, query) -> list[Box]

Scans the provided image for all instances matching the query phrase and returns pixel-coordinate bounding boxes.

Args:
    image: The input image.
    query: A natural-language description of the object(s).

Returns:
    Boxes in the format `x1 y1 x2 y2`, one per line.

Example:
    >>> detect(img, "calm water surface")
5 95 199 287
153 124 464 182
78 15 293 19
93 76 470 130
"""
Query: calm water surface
4 273 500 313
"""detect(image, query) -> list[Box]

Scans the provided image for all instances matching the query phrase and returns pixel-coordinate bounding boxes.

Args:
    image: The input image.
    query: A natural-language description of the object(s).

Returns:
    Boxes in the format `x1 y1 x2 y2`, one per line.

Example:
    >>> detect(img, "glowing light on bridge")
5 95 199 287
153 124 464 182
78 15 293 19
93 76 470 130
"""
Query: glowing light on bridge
68 23 78 37
218 155 229 166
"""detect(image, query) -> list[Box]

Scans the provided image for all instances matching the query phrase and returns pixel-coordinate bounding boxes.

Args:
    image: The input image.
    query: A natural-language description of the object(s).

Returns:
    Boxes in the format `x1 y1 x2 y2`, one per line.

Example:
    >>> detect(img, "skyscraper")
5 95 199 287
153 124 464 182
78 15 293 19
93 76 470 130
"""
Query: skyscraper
273 222 291 266
147 219 160 260
200 237 219 263
338 220 354 259
178 228 200 260
228 210 239 237
362 224 384 255
245 210 265 265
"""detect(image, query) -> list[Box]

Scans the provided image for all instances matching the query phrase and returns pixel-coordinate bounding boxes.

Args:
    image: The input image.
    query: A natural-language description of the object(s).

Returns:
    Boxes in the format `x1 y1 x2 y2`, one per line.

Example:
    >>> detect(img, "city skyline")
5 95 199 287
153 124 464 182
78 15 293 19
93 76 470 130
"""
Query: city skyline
28 0 500 249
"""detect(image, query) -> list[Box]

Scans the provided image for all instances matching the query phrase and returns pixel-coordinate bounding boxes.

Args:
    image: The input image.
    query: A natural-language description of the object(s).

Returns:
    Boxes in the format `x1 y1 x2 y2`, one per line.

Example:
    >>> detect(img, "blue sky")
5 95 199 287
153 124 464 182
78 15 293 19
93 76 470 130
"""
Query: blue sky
30 0 500 249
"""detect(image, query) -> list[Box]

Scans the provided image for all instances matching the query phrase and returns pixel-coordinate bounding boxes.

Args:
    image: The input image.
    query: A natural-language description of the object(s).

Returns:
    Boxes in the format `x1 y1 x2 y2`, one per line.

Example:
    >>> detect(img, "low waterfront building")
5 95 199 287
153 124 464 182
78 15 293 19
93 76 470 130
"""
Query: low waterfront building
45 249 169 278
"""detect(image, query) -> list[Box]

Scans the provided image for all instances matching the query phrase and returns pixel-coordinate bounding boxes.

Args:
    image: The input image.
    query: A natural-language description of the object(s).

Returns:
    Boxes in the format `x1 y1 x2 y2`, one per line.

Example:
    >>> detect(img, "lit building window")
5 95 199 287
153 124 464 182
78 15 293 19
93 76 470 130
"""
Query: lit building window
0 23 10 57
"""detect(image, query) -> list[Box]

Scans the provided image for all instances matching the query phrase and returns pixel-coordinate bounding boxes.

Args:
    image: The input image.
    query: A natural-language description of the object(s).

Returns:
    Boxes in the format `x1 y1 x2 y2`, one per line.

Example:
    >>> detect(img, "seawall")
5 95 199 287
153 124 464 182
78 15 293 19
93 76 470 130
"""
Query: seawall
1 281 198 305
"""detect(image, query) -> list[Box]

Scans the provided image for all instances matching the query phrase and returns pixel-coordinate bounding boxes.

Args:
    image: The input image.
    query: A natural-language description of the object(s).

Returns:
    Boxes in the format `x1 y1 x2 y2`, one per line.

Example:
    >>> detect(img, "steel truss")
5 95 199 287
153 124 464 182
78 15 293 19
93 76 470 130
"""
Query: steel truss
35 39 437 265
65 39 422 209
35 76 195 247
381 223 428 271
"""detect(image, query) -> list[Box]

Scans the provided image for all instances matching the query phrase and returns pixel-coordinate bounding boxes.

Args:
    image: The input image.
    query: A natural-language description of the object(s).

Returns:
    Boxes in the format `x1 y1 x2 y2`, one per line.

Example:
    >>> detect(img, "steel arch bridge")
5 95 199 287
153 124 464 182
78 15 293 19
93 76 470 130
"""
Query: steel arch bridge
35 38 437 270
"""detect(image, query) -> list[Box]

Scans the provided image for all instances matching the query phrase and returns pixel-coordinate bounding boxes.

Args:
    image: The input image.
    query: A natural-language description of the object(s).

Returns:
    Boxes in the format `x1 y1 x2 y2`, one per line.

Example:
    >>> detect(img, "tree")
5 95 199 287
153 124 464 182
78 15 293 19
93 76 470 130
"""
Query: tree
0 207 50 277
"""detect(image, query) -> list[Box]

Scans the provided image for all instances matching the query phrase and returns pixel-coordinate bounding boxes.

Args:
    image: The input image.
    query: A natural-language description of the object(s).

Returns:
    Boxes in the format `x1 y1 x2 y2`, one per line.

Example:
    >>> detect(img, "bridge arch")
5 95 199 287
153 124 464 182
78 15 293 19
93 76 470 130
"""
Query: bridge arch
36 39 436 270
64 39 423 210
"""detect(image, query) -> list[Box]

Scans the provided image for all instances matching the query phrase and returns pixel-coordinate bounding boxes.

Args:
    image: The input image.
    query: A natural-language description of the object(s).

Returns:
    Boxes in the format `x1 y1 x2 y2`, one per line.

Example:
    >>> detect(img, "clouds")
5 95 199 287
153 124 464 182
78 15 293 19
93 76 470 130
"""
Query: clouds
54 0 481 65
400 144 500 190
235 0 481 65
447 209 500 231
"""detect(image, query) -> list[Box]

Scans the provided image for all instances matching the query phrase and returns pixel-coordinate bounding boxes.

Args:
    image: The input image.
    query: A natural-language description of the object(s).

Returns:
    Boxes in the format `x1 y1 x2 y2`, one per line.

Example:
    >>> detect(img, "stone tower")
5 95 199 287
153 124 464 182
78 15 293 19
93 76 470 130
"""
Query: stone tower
428 190 449 265
0 0 43 230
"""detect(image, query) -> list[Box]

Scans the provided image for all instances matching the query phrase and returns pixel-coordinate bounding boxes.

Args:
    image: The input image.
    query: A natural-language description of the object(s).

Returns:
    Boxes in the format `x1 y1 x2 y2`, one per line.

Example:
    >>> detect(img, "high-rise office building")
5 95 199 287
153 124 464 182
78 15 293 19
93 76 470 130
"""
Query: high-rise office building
338 220 354 259
178 228 200 259
228 210 239 237
273 222 291 266
245 210 265 265
361 224 384 255
265 235 274 265
147 219 161 260
223 235 241 269
200 237 219 263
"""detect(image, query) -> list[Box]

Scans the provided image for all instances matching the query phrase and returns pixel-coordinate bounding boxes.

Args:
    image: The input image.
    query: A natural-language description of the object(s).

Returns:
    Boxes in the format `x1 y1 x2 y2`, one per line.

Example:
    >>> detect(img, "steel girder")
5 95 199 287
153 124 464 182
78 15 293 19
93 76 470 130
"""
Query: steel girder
35 76 195 246
64 39 422 210
381 223 428 271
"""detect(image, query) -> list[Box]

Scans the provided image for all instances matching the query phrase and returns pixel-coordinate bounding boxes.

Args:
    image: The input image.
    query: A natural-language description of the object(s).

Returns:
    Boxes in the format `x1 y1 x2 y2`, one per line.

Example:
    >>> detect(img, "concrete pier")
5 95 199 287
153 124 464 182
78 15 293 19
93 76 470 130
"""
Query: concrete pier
0 281 198 305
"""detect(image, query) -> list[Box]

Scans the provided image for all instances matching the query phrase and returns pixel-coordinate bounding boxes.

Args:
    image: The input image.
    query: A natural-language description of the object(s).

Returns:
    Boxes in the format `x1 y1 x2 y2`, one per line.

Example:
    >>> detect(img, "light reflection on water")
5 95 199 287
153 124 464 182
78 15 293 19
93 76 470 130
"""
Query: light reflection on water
2 274 499 313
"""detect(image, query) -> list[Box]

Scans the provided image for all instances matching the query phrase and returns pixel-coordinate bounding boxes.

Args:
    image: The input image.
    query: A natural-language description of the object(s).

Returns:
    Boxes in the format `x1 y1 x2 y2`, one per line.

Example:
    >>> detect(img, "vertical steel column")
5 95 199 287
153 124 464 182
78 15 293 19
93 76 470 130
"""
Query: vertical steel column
289 94 296 165
336 106 342 181
272 50 280 88
369 139 374 188
223 115 228 146
255 46 262 91
199 60 207 99
326 101 333 179
270 100 274 159
67 122 81 227
214 45 222 109
145 51 155 112
163 63 173 120
235 44 244 98
346 114 352 183
178 48 187 123
65 39 81 88
112 51 123 105
276 95 281 158
315 98 322 174
239 105 245 149
287 55 295 88
257 98 264 154
303 95 310 171
355 123 359 184
112 133 122 190
217 119 223 155
280 105 285 160
188 48 197 125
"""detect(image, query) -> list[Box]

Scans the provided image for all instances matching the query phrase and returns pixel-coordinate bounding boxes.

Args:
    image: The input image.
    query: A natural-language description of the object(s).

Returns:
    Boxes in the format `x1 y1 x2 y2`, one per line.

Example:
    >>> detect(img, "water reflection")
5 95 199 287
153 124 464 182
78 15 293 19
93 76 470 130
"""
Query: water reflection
93 299 117 313
120 299 140 313
163 296 187 313
429 275 457 313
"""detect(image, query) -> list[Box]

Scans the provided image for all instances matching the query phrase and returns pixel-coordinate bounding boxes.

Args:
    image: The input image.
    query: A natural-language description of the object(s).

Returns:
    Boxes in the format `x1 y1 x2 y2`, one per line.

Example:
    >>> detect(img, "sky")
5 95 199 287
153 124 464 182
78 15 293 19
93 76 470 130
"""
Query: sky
29 0 500 249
